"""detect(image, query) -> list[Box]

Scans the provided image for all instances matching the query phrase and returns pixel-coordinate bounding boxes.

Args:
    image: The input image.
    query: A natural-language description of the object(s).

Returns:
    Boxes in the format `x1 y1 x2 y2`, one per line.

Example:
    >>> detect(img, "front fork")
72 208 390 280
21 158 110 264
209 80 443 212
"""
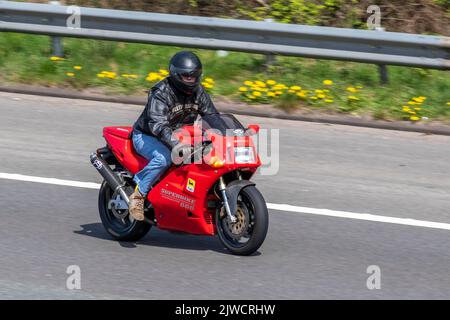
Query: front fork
219 176 237 223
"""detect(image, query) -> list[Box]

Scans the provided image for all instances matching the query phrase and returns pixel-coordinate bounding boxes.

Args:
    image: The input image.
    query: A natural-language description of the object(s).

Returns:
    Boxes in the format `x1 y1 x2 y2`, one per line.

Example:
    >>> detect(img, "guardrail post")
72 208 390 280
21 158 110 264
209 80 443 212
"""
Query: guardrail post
376 27 389 85
378 64 389 85
49 1 64 57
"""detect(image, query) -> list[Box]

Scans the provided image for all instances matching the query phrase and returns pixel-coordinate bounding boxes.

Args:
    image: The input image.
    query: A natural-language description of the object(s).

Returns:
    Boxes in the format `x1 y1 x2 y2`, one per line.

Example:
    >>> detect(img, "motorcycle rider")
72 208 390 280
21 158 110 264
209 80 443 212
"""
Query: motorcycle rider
129 51 219 221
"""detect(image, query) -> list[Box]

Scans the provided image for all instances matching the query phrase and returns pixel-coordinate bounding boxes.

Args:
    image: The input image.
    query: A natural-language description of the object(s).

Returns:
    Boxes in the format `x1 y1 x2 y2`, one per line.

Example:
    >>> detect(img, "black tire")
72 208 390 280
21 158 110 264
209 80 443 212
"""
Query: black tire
216 186 269 256
98 180 151 241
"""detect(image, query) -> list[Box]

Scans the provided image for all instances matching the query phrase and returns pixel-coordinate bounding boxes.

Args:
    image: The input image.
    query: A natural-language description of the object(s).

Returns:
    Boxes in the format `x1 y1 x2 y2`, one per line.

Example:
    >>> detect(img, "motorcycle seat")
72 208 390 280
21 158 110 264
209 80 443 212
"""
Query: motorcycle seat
103 126 133 139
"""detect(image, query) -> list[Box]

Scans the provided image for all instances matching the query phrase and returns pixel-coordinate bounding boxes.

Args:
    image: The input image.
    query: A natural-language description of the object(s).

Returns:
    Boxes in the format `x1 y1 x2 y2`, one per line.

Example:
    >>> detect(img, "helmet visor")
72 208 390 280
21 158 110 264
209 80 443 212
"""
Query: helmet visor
177 68 202 88
180 74 198 84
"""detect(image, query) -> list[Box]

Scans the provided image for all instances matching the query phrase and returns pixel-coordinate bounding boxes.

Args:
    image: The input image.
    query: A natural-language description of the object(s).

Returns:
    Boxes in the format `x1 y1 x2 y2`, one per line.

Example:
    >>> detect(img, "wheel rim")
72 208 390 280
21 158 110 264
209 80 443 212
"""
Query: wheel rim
218 192 256 249
104 184 135 232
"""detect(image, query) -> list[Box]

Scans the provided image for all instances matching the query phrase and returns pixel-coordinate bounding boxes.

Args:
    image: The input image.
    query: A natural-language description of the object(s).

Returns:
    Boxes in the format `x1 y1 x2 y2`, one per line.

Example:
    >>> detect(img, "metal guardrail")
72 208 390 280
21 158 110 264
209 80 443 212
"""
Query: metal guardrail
0 1 449 70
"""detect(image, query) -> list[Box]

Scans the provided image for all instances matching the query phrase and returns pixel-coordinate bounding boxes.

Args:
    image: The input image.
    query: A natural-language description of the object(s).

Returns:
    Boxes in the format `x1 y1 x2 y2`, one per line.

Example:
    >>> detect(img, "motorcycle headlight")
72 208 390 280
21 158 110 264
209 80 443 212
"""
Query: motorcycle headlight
234 147 255 164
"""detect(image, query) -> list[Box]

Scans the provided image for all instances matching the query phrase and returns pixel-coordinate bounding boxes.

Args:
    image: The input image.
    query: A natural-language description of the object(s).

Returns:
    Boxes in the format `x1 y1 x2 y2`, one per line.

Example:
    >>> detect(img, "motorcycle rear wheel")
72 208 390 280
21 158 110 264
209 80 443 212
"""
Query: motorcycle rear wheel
98 180 151 241
216 186 269 256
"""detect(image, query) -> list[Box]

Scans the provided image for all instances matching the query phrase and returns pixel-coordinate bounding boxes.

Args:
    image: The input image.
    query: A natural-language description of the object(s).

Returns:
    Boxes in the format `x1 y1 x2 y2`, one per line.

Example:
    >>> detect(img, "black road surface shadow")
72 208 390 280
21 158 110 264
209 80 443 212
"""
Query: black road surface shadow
74 223 261 256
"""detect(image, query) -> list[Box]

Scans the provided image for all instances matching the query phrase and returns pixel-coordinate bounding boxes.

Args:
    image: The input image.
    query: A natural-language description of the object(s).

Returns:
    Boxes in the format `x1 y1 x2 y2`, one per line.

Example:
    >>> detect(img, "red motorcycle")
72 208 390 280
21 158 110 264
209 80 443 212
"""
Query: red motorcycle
90 113 268 255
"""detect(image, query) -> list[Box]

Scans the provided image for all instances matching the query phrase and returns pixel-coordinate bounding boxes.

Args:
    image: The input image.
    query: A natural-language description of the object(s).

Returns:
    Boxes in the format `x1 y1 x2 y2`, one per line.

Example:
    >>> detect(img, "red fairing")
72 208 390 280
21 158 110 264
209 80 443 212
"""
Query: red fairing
103 127 148 174
102 124 261 236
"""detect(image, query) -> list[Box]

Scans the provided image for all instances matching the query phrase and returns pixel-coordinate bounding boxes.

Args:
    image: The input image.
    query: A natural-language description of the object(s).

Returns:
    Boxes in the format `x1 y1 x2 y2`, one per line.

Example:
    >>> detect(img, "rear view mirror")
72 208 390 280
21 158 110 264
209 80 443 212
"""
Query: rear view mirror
246 124 260 135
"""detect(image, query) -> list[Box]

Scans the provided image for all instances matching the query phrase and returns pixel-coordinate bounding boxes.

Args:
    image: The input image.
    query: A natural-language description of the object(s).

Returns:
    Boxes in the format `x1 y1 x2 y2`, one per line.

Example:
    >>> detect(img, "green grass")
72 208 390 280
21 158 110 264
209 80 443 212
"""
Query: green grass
0 32 449 122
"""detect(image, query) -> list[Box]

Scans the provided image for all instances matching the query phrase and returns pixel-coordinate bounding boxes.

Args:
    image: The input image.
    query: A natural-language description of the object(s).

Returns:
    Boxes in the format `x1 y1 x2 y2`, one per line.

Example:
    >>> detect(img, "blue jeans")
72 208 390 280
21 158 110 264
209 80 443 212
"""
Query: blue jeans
132 129 172 195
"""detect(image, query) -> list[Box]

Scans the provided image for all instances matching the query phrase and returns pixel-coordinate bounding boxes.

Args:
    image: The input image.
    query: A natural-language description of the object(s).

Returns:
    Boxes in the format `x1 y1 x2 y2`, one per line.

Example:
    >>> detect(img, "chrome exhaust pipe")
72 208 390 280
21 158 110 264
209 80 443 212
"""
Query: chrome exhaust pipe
90 152 130 205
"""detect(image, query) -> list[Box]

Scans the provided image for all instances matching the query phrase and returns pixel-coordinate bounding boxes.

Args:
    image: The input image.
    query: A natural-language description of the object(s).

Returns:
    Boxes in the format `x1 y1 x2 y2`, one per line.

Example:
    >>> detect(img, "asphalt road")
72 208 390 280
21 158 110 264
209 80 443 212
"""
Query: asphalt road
1 92 450 299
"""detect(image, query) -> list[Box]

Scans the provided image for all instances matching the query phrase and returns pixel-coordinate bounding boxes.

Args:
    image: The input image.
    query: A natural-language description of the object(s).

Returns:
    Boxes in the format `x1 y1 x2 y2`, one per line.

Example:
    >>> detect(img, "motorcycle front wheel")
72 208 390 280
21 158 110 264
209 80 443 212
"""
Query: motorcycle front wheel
216 186 269 256
98 180 151 241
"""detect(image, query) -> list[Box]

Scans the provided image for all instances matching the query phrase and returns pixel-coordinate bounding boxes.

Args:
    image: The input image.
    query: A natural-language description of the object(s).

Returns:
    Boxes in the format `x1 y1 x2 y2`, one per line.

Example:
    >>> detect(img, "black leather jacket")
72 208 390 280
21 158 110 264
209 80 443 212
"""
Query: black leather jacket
133 78 219 150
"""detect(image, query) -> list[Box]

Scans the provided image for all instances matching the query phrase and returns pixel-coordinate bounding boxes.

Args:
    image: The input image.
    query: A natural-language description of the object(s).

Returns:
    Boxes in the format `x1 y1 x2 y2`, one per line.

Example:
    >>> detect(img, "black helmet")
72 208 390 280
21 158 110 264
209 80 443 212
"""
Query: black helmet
169 51 203 95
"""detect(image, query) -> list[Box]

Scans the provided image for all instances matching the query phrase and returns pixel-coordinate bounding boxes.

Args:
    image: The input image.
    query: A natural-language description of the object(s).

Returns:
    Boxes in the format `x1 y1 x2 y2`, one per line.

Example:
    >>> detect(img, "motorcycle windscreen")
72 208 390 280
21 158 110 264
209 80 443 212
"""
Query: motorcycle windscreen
200 113 246 136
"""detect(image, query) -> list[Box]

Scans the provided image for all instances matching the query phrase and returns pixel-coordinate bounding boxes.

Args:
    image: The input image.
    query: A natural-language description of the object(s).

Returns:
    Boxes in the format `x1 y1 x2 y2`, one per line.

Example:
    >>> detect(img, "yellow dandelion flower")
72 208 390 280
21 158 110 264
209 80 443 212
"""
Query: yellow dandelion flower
266 80 276 86
275 91 283 95
274 84 287 90
288 90 296 93
447 102 450 105
122 74 135 79
248 95 256 100
414 107 422 111
106 72 117 79
325 99 334 103
239 87 248 92
356 86 364 89
317 93 326 99
73 66 82 70
98 71 116 79
159 69 169 76
204 77 214 83
311 96 318 100
347 87 357 93
267 92 276 97
66 72 75 77
244 81 254 86
323 80 333 86
50 56 64 61
296 92 306 98
255 81 266 88
253 91 262 97
315 89 323 94
402 106 410 112
410 116 420 121
146 72 161 82
290 86 301 91
408 101 417 105
348 96 360 101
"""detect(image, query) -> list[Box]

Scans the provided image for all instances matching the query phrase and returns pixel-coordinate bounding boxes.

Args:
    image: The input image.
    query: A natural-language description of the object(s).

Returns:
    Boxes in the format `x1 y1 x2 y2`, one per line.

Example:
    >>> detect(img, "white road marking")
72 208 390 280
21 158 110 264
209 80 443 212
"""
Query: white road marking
0 173 101 189
1 172 449 231
267 203 450 231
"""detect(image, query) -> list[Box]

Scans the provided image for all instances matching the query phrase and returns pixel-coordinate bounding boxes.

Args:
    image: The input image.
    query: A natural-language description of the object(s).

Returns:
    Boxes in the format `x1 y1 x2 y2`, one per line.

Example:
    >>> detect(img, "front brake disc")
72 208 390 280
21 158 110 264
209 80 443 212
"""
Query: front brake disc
221 201 250 240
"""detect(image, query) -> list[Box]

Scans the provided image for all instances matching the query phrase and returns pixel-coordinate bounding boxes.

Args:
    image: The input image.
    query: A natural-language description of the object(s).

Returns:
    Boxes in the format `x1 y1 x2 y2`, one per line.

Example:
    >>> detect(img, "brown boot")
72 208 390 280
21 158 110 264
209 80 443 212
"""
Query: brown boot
129 188 145 221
